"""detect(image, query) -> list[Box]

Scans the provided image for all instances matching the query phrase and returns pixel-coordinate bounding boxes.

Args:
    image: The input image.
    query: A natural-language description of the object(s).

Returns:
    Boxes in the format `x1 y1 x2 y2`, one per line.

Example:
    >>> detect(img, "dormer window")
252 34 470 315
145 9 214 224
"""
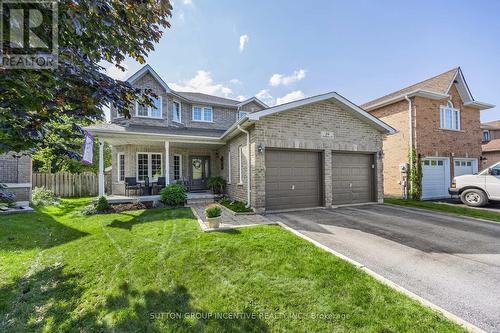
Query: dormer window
440 101 460 131
136 96 162 118
192 106 213 122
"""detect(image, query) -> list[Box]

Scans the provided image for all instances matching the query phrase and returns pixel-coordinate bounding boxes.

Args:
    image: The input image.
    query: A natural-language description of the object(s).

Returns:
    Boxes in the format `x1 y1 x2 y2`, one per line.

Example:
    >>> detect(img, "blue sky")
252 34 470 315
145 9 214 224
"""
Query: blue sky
105 0 500 122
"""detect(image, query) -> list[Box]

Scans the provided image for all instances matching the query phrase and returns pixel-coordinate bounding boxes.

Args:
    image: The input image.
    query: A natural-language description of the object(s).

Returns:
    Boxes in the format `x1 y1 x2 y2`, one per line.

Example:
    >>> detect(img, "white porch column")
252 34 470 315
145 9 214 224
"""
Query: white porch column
98 138 105 196
165 141 170 185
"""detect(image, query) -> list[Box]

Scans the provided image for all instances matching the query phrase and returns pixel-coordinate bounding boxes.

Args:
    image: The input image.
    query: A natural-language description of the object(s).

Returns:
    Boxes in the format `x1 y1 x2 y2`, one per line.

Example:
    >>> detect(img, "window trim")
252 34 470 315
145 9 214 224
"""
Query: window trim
439 103 460 131
136 152 163 182
172 100 182 123
135 96 163 119
117 153 125 182
192 105 213 122
483 130 491 142
173 154 182 180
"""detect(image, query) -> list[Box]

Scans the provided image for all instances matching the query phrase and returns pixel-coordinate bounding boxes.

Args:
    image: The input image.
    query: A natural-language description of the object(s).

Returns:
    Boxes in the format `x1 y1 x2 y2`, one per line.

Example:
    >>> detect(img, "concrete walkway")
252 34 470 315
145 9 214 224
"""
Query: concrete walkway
190 203 274 229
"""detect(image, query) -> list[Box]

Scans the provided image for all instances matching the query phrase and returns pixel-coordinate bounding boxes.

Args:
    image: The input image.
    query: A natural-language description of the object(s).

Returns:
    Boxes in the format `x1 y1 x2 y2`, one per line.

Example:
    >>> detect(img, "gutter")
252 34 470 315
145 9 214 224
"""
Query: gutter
236 124 251 208
405 95 413 199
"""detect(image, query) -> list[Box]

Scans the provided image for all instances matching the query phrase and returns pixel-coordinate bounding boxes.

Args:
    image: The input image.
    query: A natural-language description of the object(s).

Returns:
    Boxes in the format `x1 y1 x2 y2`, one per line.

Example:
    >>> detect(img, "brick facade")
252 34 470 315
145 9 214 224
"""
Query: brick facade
369 83 483 198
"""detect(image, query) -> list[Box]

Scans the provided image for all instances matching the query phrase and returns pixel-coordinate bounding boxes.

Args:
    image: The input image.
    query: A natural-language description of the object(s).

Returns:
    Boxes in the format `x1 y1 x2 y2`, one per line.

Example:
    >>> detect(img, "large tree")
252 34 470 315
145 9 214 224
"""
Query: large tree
0 0 172 157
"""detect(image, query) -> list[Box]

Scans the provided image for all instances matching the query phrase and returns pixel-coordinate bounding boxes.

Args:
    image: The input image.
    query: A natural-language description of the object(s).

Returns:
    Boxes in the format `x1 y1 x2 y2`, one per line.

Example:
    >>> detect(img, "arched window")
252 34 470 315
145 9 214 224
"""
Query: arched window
440 101 460 130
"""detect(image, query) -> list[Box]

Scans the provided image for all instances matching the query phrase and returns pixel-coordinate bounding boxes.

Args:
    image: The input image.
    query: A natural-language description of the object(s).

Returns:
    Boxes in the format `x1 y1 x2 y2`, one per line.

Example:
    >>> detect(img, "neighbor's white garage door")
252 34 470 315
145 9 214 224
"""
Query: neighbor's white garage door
454 159 477 177
422 158 450 199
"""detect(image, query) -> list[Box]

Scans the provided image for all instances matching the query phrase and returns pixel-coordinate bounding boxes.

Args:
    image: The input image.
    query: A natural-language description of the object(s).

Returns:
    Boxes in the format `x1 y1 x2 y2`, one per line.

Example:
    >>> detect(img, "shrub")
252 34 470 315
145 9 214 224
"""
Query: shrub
207 176 226 195
81 205 97 216
219 197 252 213
204 204 221 218
160 184 187 207
95 196 111 212
31 187 57 206
0 184 15 207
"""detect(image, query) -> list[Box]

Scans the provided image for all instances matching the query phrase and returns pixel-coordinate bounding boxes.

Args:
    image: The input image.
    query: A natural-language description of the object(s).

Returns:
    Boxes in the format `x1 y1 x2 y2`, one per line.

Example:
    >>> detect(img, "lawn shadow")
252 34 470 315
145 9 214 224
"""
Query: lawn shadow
107 207 192 231
0 209 88 251
74 282 269 332
0 265 84 332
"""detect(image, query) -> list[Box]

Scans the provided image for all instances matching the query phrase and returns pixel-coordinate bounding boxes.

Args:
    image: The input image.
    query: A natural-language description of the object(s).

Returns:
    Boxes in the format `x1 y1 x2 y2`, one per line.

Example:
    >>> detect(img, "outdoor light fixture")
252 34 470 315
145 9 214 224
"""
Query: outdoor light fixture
257 144 263 153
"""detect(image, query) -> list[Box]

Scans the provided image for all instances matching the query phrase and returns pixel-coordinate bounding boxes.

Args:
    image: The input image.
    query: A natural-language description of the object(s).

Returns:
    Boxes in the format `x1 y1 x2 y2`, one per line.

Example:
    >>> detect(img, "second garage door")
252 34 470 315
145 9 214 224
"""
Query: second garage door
265 150 322 211
332 153 375 205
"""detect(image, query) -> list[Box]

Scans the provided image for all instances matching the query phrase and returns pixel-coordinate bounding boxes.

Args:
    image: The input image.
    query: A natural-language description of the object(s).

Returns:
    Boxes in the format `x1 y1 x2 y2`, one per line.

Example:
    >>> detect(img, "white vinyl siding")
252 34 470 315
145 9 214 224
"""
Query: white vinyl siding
440 102 460 131
192 106 213 122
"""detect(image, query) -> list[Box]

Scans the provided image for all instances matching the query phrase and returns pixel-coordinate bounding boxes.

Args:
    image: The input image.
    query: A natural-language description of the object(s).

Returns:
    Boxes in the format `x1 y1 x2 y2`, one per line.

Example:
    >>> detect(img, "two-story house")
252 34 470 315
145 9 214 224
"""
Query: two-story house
481 120 500 168
86 65 395 212
362 67 495 199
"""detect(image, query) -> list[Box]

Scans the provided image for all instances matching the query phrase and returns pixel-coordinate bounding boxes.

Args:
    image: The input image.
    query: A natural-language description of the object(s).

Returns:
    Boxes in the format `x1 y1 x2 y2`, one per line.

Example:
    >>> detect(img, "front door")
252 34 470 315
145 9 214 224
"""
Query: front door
190 156 210 190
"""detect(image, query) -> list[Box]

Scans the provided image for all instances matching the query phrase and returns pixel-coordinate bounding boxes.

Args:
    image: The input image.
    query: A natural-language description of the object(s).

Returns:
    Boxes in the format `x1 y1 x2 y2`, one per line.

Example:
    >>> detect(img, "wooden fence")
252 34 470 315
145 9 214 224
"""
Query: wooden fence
32 172 102 197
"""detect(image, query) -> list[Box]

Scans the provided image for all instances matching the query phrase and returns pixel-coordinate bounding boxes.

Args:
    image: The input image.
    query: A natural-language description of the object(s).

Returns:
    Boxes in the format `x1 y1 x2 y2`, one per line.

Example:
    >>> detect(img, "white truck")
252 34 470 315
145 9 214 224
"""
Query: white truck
449 161 500 207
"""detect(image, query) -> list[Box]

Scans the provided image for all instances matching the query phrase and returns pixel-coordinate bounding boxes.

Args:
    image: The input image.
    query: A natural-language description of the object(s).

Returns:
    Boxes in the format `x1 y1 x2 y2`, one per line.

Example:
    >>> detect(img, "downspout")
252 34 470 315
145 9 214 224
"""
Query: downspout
405 95 413 198
236 124 251 208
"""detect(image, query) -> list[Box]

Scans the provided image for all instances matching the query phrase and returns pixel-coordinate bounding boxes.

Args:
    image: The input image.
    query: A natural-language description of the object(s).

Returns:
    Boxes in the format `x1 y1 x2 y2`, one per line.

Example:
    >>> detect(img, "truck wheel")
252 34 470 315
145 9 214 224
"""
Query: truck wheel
460 189 488 207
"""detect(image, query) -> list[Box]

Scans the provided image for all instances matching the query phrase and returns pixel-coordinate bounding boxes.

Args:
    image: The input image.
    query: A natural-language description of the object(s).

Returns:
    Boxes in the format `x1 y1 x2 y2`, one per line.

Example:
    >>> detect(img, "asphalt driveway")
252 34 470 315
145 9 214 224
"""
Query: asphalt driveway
268 204 500 332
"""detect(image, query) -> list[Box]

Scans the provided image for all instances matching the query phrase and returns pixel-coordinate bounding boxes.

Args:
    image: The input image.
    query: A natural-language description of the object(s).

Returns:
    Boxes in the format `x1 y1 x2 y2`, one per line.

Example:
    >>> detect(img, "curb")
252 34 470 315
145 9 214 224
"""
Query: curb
275 221 485 333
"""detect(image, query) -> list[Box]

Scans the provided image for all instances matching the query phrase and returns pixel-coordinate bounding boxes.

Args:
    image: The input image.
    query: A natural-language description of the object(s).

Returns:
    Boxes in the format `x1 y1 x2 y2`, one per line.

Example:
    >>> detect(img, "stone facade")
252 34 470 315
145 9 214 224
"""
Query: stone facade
0 153 32 202
369 83 483 198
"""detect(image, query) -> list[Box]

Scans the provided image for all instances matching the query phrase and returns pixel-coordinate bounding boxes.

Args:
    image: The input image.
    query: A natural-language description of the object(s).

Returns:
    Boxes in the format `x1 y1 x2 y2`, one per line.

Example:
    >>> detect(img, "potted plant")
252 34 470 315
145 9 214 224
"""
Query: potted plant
207 176 226 195
204 204 222 228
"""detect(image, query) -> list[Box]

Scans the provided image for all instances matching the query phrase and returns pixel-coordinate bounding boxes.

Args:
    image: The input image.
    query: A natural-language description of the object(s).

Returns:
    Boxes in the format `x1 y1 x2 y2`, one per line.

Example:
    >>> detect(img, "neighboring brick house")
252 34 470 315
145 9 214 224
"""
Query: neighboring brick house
86 65 395 212
362 67 495 199
481 120 500 168
0 153 32 206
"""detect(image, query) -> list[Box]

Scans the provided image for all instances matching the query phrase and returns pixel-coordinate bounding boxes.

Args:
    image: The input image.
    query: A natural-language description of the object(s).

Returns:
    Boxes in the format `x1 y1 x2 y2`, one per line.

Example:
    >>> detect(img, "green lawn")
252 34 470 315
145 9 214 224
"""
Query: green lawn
386 198 500 223
0 199 465 332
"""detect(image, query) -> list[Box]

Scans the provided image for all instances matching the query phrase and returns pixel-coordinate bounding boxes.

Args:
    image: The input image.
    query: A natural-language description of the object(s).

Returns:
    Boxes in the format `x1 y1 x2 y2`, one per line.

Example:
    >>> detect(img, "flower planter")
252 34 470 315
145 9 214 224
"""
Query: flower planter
206 216 221 228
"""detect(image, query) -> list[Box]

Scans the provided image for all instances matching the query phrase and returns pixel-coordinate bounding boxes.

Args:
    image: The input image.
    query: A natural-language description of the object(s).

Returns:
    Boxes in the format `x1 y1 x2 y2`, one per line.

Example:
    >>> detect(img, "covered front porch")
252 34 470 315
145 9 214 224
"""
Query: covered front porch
93 131 226 198
104 191 217 204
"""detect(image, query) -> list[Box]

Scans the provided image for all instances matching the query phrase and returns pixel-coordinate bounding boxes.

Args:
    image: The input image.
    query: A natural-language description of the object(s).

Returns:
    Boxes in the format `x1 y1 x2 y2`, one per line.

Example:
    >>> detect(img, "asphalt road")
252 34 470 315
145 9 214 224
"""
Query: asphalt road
268 204 500 332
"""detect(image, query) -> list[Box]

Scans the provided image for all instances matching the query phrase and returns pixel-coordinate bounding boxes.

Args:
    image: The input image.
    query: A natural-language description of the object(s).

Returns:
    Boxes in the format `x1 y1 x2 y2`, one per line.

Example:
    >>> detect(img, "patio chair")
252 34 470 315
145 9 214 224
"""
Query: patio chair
124 177 141 196
153 177 166 194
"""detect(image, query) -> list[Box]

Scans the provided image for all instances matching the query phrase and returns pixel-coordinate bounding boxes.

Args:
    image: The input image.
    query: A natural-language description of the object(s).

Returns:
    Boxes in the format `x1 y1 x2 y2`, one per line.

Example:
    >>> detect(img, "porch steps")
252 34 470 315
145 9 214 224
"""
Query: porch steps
186 192 217 206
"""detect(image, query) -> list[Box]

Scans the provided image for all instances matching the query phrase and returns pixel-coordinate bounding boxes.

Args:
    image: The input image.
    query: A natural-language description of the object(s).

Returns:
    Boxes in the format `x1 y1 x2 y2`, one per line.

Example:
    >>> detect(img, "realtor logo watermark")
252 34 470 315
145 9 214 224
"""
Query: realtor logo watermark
1 0 58 69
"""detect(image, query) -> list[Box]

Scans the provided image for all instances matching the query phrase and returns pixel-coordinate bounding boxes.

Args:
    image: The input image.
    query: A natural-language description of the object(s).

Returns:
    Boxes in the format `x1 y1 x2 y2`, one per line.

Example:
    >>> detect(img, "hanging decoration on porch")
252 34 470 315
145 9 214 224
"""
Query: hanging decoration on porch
82 132 94 165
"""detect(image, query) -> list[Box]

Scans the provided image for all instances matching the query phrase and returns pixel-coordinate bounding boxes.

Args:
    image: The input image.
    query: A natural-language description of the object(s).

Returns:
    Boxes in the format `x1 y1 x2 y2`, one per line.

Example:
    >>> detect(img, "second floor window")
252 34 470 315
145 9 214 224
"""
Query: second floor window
172 101 181 123
192 106 213 122
440 101 460 131
238 111 248 120
483 130 491 142
136 96 162 118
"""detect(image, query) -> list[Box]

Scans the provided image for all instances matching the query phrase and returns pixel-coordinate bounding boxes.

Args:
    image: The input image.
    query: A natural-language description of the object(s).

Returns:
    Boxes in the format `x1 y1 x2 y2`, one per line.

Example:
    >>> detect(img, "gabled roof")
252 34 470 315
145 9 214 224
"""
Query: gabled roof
362 67 494 111
126 65 171 92
237 97 269 109
481 121 500 130
246 91 396 135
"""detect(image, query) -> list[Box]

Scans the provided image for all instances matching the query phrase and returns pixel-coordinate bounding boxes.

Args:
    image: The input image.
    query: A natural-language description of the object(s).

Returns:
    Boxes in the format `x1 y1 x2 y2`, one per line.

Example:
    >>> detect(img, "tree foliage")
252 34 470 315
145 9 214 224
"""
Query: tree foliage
0 0 172 156
408 146 422 200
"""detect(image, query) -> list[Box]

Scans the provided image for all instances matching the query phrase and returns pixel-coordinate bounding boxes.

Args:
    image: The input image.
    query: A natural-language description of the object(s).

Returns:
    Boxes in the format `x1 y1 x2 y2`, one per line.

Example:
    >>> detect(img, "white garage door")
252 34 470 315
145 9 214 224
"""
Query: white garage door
454 159 477 177
422 158 450 199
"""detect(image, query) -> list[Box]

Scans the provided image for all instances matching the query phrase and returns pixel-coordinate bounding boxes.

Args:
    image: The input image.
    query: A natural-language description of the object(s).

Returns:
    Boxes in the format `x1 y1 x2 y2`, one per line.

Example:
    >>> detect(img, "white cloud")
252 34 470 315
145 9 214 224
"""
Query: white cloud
182 0 193 5
255 89 274 105
239 34 249 52
104 62 129 80
178 11 185 22
169 70 232 97
276 90 305 105
236 95 246 102
230 78 242 85
269 69 306 86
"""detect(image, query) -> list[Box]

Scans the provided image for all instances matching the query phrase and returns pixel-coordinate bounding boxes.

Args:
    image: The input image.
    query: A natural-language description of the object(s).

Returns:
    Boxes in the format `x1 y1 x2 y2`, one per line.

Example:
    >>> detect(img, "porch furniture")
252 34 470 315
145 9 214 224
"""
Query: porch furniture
153 177 166 194
124 177 142 196
143 176 151 195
